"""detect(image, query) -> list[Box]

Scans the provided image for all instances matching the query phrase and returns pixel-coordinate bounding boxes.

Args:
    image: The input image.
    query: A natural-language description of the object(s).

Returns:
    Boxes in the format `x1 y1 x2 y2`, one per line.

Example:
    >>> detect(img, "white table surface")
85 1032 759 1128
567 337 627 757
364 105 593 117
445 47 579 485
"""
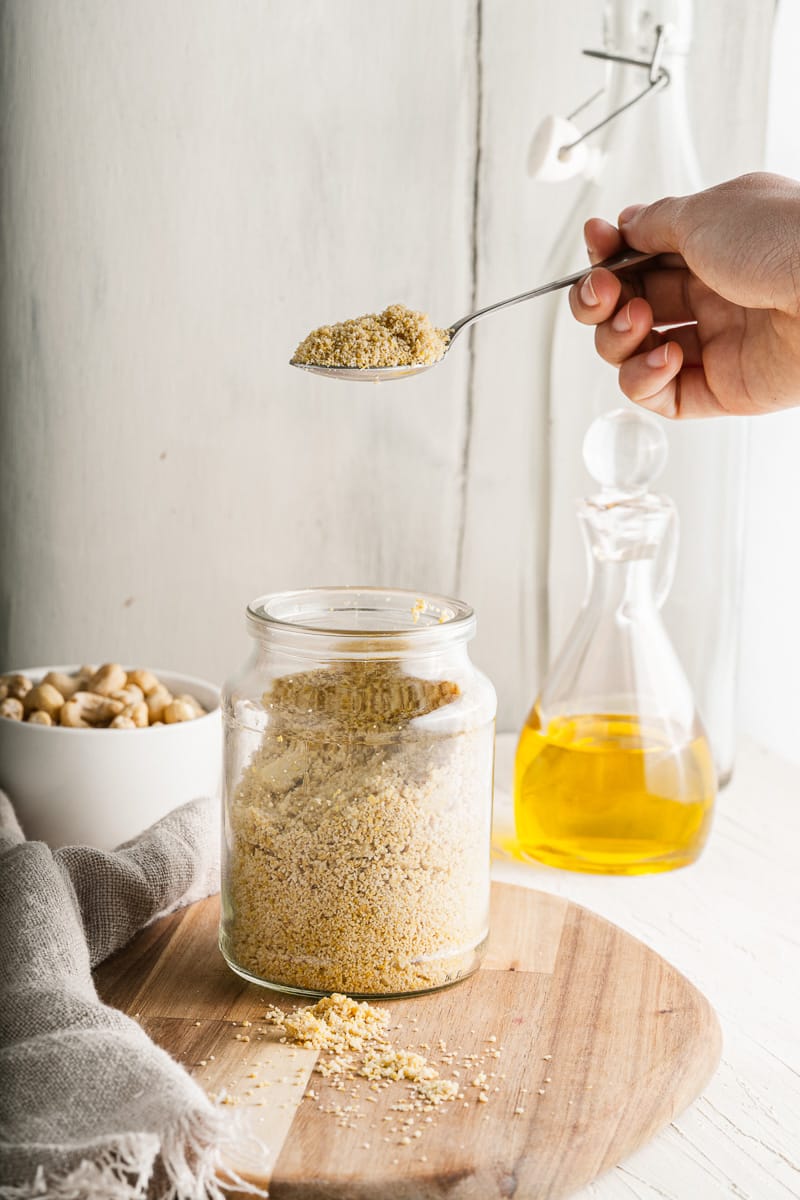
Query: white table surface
491 733 800 1200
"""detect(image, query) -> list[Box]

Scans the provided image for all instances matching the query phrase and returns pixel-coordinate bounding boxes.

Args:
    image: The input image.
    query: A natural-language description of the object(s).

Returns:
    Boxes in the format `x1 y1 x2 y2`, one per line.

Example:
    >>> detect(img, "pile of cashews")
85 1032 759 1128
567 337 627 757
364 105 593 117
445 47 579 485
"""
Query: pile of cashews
0 664 207 729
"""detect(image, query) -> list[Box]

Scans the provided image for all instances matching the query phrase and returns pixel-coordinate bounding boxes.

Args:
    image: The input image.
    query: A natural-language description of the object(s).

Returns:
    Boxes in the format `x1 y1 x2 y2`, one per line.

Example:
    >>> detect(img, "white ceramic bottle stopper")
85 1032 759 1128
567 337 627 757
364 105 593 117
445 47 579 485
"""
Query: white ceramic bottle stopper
527 115 605 182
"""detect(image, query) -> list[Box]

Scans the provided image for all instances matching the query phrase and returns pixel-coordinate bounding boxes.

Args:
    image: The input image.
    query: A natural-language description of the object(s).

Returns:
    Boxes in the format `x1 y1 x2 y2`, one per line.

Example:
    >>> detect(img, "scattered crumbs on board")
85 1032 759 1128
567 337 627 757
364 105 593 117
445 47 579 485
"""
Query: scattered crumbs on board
193 995 561 1153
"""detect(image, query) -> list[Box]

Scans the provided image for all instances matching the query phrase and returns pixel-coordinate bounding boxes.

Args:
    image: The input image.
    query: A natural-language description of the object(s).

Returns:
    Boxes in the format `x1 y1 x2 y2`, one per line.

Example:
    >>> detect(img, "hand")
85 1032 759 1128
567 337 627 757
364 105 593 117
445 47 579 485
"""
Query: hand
568 172 800 419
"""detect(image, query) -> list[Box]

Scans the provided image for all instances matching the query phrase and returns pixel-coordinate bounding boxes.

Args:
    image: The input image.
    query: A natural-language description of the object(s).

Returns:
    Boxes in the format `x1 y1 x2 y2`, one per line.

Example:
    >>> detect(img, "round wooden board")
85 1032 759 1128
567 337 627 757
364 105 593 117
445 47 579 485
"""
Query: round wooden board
95 882 721 1198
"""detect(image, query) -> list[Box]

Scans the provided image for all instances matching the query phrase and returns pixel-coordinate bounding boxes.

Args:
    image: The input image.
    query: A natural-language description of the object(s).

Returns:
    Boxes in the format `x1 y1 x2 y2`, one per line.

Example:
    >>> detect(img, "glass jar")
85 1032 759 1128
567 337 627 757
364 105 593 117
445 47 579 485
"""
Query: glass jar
220 587 497 999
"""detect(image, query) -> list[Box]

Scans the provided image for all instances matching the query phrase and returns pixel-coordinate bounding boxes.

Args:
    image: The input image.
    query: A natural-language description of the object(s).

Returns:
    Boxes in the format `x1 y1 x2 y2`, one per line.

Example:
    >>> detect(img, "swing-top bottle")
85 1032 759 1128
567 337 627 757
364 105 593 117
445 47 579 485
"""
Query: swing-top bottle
542 0 746 784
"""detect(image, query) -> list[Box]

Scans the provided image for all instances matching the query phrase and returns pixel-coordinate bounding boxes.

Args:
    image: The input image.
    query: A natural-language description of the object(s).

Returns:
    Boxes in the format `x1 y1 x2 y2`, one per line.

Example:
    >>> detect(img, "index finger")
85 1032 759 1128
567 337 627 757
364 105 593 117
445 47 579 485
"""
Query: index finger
584 218 625 264
569 263 695 328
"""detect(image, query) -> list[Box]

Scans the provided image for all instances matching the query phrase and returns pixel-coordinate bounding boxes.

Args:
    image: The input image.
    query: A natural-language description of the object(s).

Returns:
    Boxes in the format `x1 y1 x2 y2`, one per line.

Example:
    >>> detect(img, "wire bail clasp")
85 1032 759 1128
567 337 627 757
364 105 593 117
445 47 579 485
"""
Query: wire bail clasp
561 24 671 157
527 24 673 183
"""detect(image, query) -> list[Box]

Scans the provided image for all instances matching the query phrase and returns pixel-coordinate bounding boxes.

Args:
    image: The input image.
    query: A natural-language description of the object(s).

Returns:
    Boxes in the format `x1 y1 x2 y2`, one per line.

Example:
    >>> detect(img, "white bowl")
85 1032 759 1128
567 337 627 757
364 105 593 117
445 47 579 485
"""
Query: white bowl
0 666 222 849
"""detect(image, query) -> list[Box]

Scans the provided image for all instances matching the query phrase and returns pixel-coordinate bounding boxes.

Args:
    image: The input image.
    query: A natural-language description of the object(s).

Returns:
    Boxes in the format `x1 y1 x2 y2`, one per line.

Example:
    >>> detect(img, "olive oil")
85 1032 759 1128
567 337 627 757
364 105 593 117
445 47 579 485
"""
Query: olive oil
515 409 719 874
514 708 716 875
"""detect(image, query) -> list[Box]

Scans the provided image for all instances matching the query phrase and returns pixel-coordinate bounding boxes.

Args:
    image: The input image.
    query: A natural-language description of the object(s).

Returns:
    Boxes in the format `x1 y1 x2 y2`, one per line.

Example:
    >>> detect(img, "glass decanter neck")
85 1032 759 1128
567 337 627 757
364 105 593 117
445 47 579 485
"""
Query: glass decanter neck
579 493 672 564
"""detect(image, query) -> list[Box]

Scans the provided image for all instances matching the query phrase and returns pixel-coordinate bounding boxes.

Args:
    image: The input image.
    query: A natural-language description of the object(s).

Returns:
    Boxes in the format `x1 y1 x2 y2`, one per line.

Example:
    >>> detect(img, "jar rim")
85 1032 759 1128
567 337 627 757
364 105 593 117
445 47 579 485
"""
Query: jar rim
246 586 475 654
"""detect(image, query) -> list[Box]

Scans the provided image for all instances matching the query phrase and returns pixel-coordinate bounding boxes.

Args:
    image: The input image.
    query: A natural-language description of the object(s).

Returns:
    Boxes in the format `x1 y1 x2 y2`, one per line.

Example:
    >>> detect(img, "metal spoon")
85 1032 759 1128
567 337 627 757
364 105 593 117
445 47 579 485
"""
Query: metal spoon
290 247 655 383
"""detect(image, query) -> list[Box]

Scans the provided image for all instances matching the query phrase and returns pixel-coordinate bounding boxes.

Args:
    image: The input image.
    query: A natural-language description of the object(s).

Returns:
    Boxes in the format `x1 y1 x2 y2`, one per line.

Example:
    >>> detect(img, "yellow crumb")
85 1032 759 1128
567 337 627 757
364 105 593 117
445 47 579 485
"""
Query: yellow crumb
292 303 449 370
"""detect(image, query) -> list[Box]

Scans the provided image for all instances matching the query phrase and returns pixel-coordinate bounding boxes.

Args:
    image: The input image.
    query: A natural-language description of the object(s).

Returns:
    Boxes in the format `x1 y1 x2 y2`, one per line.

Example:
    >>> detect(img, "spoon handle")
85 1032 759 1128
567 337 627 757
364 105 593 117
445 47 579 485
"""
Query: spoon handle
449 248 656 339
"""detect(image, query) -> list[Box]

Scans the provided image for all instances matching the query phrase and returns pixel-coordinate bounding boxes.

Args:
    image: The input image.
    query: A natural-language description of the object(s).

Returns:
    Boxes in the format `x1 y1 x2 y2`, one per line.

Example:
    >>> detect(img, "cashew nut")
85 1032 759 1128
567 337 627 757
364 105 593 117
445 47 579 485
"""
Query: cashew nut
146 688 173 723
59 700 89 728
163 699 196 724
23 683 65 719
110 685 145 707
60 692 124 727
2 674 33 701
110 714 137 729
175 693 206 717
121 701 149 728
88 663 128 697
42 671 82 700
27 710 53 726
126 669 161 697
0 697 24 720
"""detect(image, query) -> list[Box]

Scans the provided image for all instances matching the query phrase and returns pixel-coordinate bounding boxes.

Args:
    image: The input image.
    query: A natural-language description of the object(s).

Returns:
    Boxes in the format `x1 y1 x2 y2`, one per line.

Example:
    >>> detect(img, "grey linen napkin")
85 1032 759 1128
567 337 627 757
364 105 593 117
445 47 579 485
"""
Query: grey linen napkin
0 792 264 1200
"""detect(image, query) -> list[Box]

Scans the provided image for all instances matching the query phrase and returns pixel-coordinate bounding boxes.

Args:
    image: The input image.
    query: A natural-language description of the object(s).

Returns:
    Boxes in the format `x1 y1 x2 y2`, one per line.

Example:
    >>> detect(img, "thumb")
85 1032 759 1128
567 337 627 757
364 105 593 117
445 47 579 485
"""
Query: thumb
617 197 686 254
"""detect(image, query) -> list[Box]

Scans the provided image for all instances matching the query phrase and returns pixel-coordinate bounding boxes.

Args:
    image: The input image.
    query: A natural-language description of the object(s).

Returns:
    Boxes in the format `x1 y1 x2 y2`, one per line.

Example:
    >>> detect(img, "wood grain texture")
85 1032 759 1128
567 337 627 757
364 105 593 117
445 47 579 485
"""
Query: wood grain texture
95 882 721 1198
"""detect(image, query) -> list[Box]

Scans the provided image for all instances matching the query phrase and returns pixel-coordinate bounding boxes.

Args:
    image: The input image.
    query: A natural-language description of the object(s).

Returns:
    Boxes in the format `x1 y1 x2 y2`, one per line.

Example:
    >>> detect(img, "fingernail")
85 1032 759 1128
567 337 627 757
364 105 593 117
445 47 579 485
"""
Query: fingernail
618 204 644 226
646 344 670 369
612 303 632 333
580 273 599 307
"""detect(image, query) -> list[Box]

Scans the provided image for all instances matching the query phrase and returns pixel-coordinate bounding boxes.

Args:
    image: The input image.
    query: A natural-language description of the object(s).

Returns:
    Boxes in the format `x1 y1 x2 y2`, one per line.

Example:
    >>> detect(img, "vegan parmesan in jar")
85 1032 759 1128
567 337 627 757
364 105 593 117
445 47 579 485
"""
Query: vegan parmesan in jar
220 588 496 998
291 303 449 370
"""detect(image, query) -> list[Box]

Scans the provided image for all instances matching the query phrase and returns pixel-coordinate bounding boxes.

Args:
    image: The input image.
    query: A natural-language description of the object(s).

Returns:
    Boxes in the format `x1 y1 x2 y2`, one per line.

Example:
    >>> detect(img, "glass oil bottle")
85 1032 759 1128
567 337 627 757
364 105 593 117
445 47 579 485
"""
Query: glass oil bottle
514 409 716 875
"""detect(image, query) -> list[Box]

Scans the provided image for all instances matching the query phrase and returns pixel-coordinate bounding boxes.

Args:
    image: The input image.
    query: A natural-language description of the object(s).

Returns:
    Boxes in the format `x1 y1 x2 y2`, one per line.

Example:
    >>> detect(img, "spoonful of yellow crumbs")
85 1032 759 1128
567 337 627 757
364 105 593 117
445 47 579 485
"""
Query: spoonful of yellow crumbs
290 248 658 383
291 304 449 381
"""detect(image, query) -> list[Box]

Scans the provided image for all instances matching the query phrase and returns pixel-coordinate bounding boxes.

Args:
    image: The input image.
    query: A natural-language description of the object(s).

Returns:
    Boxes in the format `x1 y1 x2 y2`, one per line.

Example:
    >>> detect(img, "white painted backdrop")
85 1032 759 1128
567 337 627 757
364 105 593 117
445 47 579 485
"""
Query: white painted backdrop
0 0 776 739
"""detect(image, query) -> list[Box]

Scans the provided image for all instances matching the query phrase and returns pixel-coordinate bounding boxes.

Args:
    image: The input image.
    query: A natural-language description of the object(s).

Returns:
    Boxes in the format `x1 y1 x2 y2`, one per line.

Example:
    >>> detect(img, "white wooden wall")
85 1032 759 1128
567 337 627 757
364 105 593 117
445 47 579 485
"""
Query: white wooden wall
0 1 774 734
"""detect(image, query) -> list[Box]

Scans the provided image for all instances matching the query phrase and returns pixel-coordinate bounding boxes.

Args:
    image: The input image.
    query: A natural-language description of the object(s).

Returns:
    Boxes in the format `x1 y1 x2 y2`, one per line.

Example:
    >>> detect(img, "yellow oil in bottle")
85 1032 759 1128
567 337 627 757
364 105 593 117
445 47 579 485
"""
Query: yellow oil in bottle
514 708 716 875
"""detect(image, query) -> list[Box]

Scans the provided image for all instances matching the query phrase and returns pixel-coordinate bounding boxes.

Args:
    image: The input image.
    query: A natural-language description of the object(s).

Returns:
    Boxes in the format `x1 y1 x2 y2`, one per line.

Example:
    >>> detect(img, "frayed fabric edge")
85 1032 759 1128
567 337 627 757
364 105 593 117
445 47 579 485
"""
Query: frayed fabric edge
160 1106 270 1200
0 1108 270 1200
0 1132 158 1200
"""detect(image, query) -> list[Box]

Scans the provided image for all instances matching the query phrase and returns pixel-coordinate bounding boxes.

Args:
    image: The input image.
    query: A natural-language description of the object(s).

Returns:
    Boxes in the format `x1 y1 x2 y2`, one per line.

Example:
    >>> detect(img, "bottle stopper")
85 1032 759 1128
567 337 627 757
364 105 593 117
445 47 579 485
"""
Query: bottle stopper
527 115 605 182
583 407 667 499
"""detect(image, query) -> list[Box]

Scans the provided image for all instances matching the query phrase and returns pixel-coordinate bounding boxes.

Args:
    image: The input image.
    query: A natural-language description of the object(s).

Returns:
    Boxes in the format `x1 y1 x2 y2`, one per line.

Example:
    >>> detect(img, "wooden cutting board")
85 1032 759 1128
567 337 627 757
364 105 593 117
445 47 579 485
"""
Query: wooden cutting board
94 883 721 1198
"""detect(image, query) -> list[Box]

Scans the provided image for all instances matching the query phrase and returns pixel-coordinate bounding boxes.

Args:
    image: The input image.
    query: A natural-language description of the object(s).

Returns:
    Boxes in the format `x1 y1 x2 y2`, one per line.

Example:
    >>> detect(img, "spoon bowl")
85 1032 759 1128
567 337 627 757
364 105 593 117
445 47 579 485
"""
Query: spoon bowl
290 361 439 383
290 247 655 383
